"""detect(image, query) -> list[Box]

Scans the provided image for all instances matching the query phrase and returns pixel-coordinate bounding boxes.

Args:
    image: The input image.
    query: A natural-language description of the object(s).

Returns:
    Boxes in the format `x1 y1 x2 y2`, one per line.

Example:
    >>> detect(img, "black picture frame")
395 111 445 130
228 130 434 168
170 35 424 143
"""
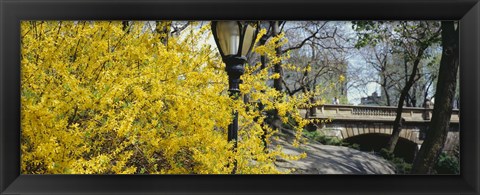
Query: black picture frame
1 0 479 194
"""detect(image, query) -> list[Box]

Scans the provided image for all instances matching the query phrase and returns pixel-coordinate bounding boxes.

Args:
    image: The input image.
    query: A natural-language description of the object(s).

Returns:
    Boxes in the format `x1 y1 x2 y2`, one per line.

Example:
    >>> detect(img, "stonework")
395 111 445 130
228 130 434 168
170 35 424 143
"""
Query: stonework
299 104 460 154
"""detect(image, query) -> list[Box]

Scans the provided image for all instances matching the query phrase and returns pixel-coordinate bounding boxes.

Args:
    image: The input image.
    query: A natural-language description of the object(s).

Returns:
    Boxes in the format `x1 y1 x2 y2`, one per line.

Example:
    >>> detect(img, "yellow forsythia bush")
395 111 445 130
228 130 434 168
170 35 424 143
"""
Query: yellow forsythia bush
20 21 311 174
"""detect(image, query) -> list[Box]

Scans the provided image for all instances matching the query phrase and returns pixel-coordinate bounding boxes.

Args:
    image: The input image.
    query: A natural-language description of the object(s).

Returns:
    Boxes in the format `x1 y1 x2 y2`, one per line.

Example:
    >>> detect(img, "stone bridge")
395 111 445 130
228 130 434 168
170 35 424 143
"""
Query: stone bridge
299 104 460 152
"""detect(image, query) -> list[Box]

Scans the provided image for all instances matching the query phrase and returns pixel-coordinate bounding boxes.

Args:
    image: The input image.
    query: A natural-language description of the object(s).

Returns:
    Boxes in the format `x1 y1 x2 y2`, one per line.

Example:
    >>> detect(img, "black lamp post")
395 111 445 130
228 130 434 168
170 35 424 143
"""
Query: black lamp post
211 21 258 173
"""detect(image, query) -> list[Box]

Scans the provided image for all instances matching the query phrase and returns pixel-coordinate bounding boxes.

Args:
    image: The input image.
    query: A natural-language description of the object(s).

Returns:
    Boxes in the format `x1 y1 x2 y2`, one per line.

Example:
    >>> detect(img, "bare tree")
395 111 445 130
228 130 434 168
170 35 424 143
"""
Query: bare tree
282 21 351 102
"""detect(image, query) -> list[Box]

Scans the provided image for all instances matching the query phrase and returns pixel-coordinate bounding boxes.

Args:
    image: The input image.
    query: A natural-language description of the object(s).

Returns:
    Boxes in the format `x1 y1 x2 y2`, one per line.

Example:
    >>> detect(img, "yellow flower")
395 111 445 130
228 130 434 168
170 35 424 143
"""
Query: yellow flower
20 21 317 175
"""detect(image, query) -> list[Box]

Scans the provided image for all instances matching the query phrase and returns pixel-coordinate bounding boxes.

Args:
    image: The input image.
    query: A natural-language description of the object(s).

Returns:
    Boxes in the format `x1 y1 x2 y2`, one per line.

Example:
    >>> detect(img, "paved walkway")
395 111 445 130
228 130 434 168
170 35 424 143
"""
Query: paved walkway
273 135 396 174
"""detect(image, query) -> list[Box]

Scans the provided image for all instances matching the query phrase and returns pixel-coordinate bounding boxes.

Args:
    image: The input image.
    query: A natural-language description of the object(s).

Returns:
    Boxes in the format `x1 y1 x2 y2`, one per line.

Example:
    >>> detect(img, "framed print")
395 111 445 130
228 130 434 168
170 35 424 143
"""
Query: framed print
1 0 479 194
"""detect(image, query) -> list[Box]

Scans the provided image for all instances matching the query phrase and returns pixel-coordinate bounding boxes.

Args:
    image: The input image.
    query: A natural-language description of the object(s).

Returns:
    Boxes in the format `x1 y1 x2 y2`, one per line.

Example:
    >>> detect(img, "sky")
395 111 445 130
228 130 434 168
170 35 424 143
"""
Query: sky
341 22 380 105
346 55 380 105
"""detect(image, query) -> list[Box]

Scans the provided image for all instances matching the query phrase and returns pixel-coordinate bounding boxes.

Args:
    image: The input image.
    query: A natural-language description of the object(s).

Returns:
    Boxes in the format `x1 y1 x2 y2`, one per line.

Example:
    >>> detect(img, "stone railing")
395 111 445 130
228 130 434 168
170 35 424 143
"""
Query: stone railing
352 107 397 116
300 104 460 123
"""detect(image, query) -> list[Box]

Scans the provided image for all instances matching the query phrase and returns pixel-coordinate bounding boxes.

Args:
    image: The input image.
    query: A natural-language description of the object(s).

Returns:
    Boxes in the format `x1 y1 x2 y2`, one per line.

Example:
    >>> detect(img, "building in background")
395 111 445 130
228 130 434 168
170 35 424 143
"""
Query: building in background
360 91 383 106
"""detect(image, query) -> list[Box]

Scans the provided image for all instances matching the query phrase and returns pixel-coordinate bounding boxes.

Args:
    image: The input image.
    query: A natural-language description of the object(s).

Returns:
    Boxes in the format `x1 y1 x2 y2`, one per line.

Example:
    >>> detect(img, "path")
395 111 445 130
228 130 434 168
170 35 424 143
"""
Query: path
273 134 396 174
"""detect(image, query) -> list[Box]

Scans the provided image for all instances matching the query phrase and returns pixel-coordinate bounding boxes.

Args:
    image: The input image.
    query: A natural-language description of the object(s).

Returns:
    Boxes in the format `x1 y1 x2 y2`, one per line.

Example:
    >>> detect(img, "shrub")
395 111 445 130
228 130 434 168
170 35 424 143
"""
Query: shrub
378 148 411 174
20 21 314 174
302 130 359 149
435 152 460 174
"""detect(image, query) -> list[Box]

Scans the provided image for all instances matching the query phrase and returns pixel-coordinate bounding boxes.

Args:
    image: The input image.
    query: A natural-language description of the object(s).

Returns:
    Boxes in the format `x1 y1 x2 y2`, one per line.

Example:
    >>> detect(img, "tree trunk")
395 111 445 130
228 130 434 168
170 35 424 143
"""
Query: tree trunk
382 80 391 106
411 85 417 107
258 37 268 150
387 46 426 153
155 21 171 46
264 21 285 132
122 21 130 33
411 21 459 174
272 21 283 92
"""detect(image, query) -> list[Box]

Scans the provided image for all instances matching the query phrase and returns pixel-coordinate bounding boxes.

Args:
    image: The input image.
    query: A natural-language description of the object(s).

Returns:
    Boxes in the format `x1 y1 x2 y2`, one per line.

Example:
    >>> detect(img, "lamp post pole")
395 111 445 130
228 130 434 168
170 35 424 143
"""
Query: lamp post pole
225 57 246 143
224 57 246 174
211 21 258 174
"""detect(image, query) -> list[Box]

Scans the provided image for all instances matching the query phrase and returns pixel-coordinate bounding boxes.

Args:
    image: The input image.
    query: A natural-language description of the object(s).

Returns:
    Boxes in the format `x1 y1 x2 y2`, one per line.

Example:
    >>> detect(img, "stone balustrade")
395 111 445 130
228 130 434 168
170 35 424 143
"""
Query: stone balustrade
300 104 460 124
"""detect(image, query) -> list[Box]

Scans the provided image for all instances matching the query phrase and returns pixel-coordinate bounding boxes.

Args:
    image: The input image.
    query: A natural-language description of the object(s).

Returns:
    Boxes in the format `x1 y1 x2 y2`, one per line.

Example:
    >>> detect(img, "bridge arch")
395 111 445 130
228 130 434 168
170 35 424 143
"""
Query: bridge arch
334 124 420 144
306 104 460 162
319 123 422 163
343 133 419 163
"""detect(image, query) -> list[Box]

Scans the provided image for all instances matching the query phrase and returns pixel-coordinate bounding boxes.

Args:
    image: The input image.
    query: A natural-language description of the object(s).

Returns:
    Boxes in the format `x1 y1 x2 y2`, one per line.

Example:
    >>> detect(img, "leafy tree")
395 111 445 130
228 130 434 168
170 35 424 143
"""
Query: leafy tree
356 39 441 107
411 21 459 174
352 21 441 152
20 21 310 174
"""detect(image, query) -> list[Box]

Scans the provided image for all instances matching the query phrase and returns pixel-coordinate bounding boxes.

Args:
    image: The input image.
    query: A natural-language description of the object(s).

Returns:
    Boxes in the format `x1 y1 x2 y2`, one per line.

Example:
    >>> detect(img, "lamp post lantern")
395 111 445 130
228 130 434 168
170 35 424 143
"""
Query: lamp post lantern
211 21 258 173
